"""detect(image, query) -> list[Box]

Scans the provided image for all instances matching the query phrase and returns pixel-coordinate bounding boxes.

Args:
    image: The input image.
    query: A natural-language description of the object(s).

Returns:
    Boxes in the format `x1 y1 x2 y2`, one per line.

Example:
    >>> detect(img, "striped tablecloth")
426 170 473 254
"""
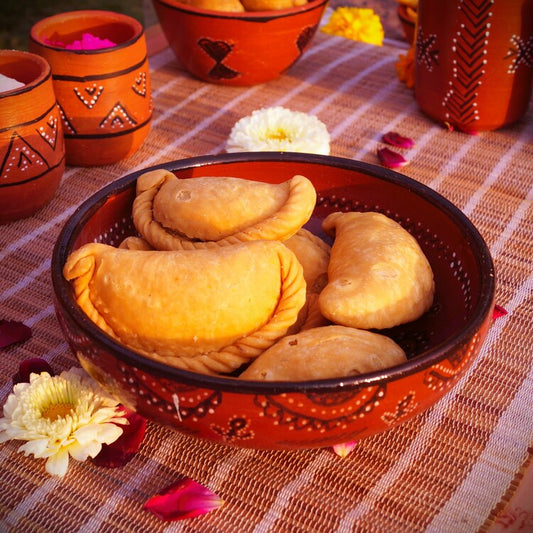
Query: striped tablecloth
1 24 532 533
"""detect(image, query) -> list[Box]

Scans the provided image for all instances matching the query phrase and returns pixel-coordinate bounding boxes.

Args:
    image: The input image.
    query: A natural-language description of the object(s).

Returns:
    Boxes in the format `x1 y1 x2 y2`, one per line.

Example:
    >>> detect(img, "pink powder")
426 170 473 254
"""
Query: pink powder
45 33 117 50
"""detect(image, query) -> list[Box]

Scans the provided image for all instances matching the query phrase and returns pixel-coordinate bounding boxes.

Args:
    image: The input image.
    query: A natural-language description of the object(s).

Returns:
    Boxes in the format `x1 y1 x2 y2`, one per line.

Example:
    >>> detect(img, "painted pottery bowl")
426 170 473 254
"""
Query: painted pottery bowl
151 0 329 86
29 10 152 166
51 153 495 450
397 4 416 44
0 50 65 224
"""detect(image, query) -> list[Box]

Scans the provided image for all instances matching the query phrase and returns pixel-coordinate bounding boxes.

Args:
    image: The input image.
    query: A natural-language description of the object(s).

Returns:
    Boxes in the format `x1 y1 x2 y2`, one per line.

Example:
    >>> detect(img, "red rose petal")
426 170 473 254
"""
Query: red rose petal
144 478 224 521
13 357 54 384
332 440 358 458
492 305 508 320
382 131 415 149
0 320 32 349
377 147 409 169
92 407 147 468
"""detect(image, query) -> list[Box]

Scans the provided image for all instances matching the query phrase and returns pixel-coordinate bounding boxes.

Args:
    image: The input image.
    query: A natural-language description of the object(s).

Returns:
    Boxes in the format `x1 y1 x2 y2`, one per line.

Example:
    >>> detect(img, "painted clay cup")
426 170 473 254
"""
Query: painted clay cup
151 0 329 86
414 0 533 132
29 10 152 166
0 50 65 224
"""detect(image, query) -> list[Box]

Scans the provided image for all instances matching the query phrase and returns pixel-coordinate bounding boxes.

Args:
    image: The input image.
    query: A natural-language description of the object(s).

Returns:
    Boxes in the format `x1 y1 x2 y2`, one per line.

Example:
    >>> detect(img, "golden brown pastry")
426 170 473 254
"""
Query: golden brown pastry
179 0 245 11
319 211 434 330
283 228 330 332
132 169 317 251
241 0 307 10
63 240 306 375
283 228 330 291
239 325 406 381
118 236 153 251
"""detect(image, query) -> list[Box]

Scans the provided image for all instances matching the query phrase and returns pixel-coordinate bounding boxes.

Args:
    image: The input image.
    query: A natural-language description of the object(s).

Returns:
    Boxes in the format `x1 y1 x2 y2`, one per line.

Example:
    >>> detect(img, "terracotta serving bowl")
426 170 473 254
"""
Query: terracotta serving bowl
51 153 495 450
397 4 416 44
0 50 65 224
151 0 329 86
29 10 152 166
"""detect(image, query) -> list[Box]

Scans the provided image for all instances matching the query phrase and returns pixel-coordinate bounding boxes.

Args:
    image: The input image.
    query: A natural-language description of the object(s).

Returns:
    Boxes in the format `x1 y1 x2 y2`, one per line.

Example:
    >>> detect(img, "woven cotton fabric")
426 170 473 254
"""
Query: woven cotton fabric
1 29 532 532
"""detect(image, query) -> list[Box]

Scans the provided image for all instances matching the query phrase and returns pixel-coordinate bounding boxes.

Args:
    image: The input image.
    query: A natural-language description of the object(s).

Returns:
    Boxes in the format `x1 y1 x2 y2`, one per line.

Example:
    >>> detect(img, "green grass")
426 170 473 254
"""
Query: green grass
0 0 145 51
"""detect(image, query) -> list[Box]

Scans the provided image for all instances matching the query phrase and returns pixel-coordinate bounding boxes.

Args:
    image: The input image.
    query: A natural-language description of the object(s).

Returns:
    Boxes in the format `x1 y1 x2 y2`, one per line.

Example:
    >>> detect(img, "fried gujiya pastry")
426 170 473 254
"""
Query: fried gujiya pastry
240 0 307 10
63 240 306 375
319 212 435 330
132 169 317 250
179 0 245 11
283 228 331 332
239 325 406 381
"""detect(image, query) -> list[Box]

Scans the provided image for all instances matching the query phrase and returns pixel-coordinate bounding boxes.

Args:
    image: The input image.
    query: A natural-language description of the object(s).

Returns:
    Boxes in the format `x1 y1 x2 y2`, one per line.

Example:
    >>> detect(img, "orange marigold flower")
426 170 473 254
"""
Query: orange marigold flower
321 7 384 46
396 44 415 88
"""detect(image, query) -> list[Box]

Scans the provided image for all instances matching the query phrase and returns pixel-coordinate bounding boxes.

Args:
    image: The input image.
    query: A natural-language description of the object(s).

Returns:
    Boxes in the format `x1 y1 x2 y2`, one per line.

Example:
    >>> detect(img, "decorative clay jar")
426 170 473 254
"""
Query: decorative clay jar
414 0 533 131
29 10 152 166
0 50 65 224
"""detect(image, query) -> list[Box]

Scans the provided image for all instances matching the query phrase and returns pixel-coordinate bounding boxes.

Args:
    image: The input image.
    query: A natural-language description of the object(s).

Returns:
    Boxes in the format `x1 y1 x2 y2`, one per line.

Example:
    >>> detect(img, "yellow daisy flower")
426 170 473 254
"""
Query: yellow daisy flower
321 7 384 46
0 367 127 477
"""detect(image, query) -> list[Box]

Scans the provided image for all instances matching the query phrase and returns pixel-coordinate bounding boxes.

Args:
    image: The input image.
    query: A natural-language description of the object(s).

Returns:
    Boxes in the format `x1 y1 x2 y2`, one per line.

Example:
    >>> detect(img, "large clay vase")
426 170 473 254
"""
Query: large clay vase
29 10 152 166
414 0 533 131
0 50 65 224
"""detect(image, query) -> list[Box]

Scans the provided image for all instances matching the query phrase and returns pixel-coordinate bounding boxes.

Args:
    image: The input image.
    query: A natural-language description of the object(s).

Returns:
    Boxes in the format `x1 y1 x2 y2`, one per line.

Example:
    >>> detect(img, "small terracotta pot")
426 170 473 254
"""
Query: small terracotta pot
415 0 533 132
0 50 65 224
29 10 152 166
152 0 329 86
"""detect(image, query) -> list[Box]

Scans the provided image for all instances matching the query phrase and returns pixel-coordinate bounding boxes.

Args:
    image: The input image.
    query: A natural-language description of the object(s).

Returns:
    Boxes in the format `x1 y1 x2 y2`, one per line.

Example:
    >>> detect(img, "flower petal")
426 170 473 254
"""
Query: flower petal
377 147 409 169
493 305 508 320
12 358 54 384
382 131 415 149
0 320 31 349
45 448 69 477
19 438 50 457
143 478 224 521
68 439 102 462
332 440 358 458
92 408 147 468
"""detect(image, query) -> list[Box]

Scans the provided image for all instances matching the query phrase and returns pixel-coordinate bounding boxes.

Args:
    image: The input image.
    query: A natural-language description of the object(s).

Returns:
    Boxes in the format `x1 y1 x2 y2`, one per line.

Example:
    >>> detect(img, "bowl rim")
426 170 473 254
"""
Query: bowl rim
29 9 145 55
52 152 495 394
152 0 329 20
0 50 52 97
397 4 416 23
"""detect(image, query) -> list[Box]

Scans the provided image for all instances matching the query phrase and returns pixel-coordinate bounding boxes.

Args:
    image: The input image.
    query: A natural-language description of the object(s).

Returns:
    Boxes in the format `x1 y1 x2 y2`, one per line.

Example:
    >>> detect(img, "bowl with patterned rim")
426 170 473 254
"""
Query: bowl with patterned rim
51 152 495 449
151 0 329 86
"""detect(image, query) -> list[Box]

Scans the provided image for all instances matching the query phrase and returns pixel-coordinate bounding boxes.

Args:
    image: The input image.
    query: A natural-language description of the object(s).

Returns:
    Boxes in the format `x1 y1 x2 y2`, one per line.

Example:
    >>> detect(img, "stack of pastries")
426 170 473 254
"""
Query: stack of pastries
63 169 435 380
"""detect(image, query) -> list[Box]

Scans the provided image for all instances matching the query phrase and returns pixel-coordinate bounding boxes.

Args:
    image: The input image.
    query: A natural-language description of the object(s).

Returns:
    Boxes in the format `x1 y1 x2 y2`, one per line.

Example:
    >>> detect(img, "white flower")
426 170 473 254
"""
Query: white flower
0 367 127 477
226 106 330 155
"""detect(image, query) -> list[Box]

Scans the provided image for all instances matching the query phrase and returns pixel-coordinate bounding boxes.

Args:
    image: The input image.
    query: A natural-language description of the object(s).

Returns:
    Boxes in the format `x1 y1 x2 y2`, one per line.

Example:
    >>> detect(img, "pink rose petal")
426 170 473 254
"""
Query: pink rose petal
144 478 224 521
0 319 32 349
377 147 409 169
332 441 358 458
382 131 415 149
92 407 147 468
492 305 508 320
12 357 54 384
